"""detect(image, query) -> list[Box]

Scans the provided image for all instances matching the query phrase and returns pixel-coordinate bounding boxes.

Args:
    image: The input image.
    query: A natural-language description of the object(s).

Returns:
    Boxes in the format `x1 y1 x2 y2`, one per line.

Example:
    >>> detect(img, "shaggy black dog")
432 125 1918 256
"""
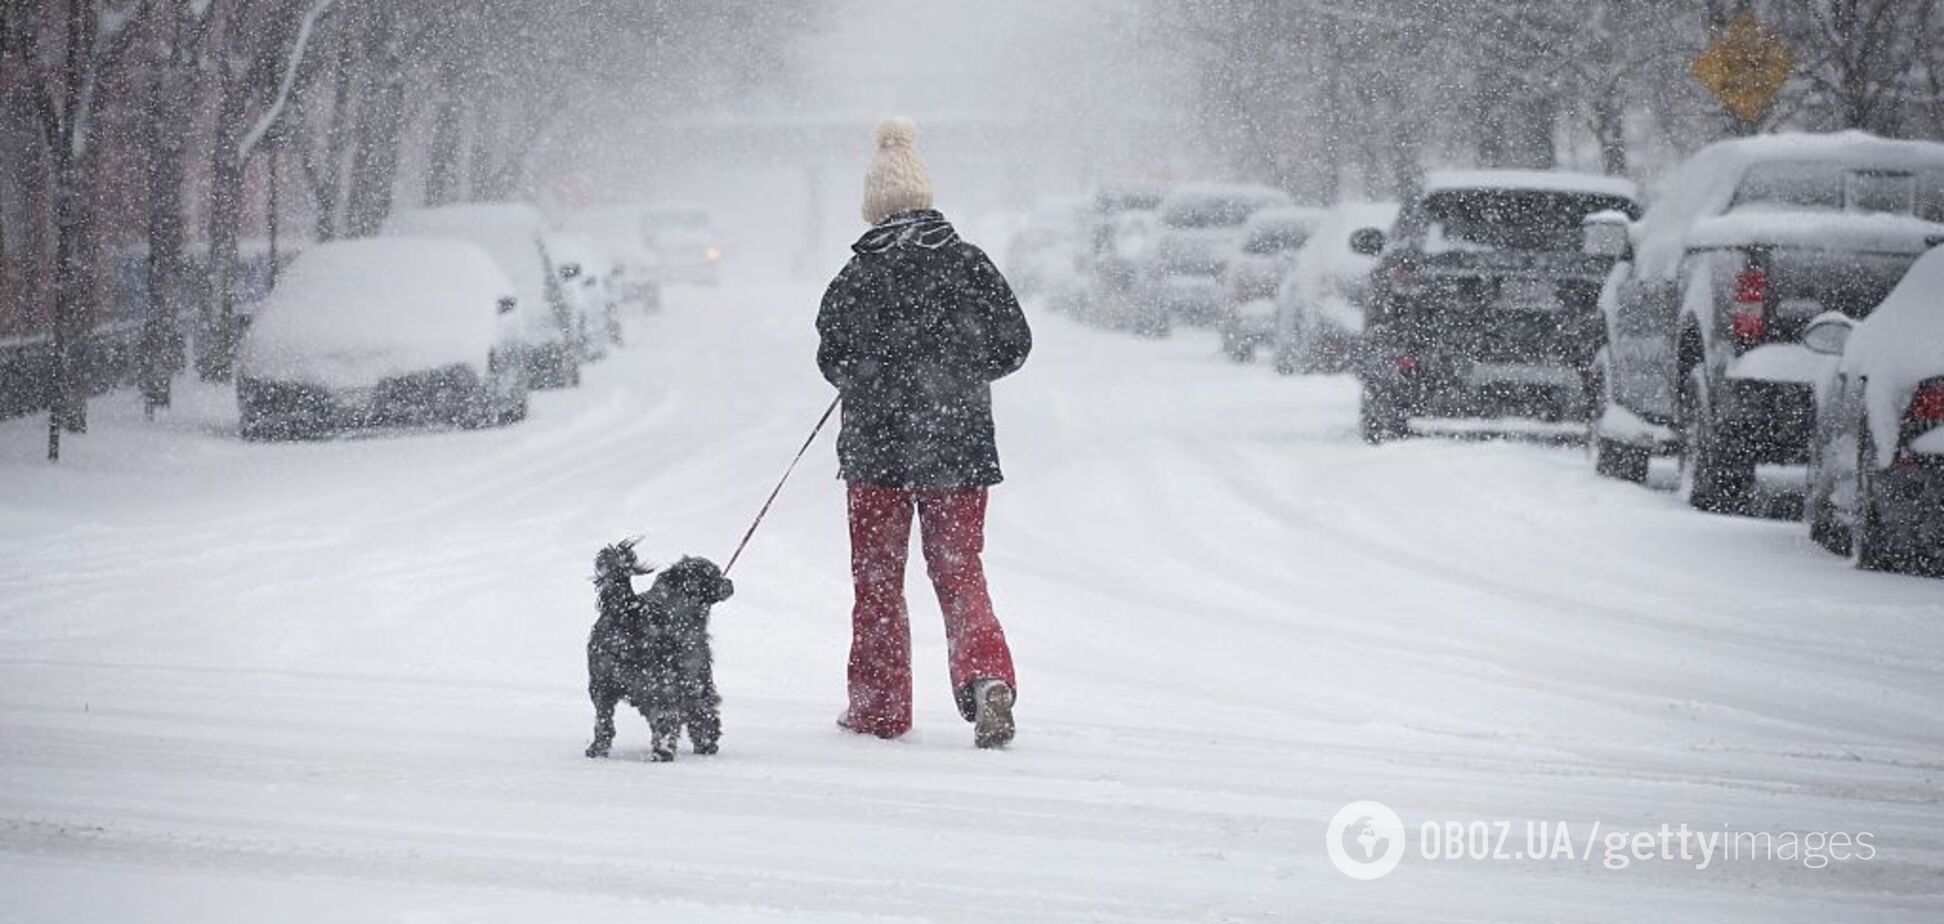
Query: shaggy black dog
585 541 735 762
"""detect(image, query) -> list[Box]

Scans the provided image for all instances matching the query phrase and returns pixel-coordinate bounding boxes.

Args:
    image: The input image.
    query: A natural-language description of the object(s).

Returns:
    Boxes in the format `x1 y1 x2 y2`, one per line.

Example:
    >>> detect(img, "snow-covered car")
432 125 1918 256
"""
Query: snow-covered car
1141 183 1293 329
1801 249 1944 575
1087 207 1165 333
559 206 664 315
1588 132 1944 511
384 202 581 388
235 238 529 439
1005 195 1089 311
1218 205 1324 361
1358 170 1641 443
1272 200 1400 374
541 231 614 362
1078 183 1166 325
642 208 722 286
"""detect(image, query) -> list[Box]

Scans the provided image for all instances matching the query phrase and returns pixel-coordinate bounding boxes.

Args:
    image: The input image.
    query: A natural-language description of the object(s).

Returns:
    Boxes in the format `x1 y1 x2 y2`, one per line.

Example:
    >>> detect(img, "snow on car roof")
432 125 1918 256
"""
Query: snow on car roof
1843 244 1944 461
1161 182 1292 207
384 203 550 307
1424 169 1640 202
544 230 606 267
1091 182 1165 213
1688 211 1944 256
1300 201 1401 265
1243 205 1328 234
1159 183 1292 228
1634 131 1944 279
238 238 514 390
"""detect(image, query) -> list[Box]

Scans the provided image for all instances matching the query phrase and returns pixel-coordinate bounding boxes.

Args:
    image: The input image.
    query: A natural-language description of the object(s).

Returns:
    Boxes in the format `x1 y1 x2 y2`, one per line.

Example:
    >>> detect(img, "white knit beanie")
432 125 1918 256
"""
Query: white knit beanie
861 117 934 225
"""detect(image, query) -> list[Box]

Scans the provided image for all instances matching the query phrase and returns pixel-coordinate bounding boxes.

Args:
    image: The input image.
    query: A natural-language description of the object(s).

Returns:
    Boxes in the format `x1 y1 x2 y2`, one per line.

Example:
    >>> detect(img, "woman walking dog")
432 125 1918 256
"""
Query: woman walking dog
816 118 1032 748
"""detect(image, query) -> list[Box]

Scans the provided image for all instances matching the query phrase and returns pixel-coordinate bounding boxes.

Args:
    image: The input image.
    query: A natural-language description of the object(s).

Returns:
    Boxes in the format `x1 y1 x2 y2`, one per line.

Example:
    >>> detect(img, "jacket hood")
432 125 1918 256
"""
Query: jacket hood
852 209 961 255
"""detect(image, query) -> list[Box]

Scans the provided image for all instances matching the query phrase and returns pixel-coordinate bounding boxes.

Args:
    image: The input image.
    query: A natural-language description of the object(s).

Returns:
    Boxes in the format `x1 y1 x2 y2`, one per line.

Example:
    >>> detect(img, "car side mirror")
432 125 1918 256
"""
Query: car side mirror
1582 211 1633 261
1349 228 1385 257
1802 312 1854 356
497 296 518 315
559 262 582 280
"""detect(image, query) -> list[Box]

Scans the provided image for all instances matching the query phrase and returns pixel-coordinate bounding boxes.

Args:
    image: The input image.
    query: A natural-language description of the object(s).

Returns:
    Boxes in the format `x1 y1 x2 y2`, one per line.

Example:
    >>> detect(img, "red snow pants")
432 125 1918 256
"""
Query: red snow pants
844 482 1016 738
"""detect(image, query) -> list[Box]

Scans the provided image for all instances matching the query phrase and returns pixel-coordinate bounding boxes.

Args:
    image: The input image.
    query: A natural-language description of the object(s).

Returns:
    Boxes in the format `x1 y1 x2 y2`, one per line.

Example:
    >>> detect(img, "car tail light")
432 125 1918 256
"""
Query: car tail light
1729 267 1767 344
1732 267 1767 304
1896 378 1944 466
1395 355 1418 374
1909 379 1944 426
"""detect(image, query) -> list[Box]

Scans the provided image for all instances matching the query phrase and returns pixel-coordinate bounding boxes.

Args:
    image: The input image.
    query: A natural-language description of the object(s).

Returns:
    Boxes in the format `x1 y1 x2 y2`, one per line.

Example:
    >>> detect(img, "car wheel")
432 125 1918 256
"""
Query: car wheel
1808 488 1851 556
1273 348 1299 376
1852 432 1900 572
1804 435 1851 555
1224 335 1252 363
1678 363 1753 514
1593 438 1650 484
1587 354 1649 483
1360 379 1407 444
239 412 272 442
484 352 528 426
1137 311 1170 339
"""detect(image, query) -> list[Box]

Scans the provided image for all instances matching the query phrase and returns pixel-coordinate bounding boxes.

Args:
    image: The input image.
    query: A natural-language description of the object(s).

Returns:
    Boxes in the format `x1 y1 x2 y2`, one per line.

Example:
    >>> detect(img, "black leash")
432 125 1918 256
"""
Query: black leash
723 395 841 577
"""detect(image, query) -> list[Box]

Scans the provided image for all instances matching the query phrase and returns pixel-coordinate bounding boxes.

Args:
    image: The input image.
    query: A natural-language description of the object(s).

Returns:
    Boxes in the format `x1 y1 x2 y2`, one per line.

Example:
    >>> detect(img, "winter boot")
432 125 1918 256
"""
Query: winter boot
837 711 903 740
970 679 1015 749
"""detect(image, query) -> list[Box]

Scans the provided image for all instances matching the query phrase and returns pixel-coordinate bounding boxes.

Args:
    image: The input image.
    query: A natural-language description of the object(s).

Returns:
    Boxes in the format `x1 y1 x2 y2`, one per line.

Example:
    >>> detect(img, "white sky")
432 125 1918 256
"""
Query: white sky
798 0 1110 120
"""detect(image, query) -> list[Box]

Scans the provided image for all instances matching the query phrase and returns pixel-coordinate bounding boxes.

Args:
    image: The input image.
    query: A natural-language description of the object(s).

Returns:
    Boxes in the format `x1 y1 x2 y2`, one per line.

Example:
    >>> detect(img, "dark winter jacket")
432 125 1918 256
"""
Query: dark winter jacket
817 210 1032 489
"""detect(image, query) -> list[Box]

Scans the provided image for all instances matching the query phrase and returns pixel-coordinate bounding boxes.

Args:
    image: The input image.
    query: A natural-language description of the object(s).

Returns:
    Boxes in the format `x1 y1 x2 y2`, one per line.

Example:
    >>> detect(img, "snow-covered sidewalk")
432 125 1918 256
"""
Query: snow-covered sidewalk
2 284 1941 921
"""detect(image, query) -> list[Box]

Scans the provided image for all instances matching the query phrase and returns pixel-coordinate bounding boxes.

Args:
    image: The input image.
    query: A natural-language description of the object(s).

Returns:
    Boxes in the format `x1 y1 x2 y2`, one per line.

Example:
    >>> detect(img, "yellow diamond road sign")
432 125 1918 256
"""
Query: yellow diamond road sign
1693 11 1795 123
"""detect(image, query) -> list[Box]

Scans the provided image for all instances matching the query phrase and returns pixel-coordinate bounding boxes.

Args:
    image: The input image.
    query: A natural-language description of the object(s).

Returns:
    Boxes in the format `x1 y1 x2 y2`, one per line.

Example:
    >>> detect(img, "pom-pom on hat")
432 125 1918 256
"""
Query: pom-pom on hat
861 116 934 225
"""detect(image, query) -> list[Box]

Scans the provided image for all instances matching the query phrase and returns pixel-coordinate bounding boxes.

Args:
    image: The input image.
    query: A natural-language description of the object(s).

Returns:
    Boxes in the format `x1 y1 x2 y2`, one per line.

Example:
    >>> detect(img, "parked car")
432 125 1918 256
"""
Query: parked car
1588 132 1944 512
1006 195 1090 311
1272 201 1400 374
1358 170 1642 443
1086 207 1165 333
542 231 614 362
1078 183 1166 324
235 238 529 439
1801 248 1944 575
1218 206 1325 361
642 208 722 286
559 206 664 315
384 202 581 388
1143 183 1293 329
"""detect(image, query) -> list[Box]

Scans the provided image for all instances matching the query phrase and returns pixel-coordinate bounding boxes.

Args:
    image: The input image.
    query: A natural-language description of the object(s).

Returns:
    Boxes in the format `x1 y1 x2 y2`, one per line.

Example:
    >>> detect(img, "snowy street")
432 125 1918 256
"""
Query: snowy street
3 285 1942 921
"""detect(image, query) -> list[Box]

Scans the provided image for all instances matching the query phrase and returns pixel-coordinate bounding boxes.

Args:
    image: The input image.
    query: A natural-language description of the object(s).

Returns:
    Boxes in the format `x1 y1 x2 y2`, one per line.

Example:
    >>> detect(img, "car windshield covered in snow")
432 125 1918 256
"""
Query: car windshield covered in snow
1413 188 1639 253
1242 219 1313 254
1731 161 1944 220
1093 185 1164 215
1160 188 1289 229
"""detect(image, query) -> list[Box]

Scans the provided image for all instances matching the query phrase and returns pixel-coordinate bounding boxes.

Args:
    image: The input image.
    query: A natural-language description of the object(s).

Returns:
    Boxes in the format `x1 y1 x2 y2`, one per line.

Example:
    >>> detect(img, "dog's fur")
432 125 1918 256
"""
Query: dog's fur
585 542 735 762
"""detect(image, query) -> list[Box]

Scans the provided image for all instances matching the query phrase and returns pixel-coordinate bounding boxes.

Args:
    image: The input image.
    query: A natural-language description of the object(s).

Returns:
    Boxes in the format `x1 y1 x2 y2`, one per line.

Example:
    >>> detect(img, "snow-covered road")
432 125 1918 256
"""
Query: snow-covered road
3 284 1941 922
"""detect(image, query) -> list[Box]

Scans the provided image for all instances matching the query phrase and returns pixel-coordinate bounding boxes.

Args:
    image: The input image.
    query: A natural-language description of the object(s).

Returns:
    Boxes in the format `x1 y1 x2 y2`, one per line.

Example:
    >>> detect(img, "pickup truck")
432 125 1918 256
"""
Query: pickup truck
1586 132 1944 514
